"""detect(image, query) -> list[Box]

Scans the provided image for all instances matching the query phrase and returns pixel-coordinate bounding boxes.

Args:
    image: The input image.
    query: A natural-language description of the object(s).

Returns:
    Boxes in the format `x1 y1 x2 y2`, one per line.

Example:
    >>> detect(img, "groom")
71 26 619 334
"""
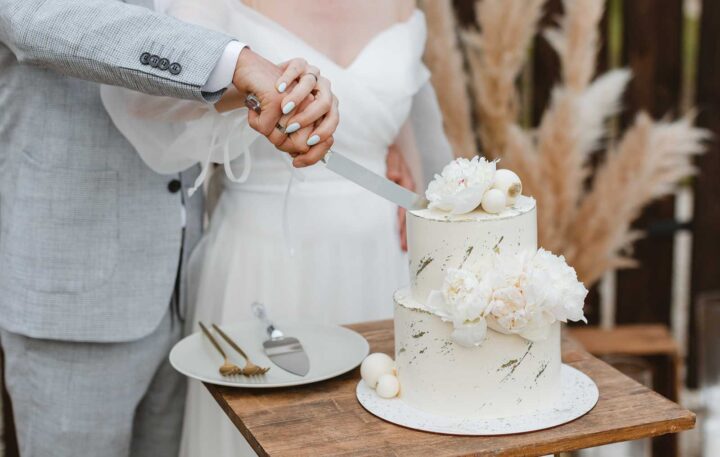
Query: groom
0 1 339 456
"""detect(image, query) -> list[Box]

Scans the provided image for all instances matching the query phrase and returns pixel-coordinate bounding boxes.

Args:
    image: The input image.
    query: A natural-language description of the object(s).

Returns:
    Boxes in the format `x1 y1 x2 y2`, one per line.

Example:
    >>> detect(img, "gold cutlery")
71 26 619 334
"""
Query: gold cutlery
212 323 270 375
198 322 244 377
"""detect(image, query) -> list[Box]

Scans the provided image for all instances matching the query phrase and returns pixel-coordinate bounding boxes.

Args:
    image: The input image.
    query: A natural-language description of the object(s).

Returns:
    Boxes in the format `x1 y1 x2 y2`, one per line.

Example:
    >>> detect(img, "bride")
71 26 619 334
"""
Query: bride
102 0 452 455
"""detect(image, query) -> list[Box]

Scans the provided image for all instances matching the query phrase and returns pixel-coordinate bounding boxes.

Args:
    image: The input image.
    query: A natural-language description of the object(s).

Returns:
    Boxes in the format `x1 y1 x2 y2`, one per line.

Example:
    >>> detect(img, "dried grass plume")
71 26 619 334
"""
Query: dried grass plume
419 0 477 158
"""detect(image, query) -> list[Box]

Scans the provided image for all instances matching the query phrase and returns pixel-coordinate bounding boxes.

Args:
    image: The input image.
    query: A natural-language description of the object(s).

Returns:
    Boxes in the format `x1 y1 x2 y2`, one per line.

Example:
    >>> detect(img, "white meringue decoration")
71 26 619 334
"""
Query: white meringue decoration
361 353 395 388
492 169 522 206
425 157 496 215
376 373 401 398
480 188 507 214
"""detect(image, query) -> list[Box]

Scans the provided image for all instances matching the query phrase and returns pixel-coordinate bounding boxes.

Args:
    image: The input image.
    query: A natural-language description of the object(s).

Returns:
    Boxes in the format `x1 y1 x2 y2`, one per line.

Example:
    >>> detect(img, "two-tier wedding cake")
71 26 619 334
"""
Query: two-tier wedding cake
392 157 588 420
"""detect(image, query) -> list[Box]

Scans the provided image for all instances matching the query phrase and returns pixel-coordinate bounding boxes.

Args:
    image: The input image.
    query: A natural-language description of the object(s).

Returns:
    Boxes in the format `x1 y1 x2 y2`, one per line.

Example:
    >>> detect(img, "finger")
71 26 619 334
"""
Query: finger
273 96 316 152
279 93 314 135
280 66 320 116
399 208 408 252
275 123 314 154
248 106 278 137
276 58 308 93
304 95 339 147
386 146 403 183
285 76 332 129
293 136 334 168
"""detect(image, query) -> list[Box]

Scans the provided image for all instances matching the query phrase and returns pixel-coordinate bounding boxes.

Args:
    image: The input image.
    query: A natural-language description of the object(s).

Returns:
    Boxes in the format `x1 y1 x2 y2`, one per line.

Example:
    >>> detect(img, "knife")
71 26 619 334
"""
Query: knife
244 94 428 210
251 302 310 376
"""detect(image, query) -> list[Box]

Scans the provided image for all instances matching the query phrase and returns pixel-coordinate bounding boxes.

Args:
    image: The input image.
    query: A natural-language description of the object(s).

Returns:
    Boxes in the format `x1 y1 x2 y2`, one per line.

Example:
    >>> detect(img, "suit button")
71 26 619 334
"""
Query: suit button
169 62 182 75
158 58 170 70
167 179 182 194
148 55 160 68
140 52 151 65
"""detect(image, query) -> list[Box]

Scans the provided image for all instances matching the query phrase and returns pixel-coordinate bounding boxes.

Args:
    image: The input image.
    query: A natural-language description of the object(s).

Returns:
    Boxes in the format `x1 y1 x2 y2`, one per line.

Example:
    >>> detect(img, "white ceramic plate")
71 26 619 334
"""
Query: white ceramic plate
356 364 599 435
170 321 369 388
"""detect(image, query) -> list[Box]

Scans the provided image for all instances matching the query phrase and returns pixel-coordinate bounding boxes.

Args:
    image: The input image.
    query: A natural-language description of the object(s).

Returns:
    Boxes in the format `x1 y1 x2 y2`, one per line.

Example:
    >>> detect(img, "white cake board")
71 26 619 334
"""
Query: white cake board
356 364 598 436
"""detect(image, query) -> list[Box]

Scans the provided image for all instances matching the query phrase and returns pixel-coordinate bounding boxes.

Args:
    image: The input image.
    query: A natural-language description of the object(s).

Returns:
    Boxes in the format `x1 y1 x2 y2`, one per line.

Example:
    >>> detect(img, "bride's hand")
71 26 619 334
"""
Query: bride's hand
386 145 414 252
275 59 339 149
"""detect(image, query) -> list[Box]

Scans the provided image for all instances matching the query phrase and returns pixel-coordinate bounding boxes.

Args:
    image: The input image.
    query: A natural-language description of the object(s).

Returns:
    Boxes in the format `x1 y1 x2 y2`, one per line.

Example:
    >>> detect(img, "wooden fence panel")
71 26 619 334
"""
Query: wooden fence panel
615 0 683 329
688 0 720 388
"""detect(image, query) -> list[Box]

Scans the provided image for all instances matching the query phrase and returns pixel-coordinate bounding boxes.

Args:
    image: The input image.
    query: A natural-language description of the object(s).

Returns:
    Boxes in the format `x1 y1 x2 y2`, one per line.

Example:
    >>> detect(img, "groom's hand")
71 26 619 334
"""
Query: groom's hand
232 49 337 165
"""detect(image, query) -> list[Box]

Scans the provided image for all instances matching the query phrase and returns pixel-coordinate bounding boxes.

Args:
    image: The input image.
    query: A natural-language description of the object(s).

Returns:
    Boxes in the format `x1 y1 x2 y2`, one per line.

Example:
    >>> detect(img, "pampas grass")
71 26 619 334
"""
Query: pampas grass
565 113 707 285
419 0 476 158
462 0 544 159
460 0 707 286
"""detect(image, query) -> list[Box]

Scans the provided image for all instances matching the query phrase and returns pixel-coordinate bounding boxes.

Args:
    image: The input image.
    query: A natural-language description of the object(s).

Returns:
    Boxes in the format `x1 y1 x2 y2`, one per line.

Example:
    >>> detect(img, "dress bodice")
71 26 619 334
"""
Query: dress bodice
205 0 430 188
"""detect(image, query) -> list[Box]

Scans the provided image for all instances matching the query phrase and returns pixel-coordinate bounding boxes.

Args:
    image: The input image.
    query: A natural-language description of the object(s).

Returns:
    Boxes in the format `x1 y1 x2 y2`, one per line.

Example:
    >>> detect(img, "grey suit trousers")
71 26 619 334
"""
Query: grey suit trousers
0 308 185 457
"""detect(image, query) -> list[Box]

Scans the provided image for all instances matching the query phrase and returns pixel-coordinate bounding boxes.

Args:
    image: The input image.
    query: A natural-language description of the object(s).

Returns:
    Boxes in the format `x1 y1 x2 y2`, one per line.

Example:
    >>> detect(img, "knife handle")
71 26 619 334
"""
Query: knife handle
251 302 284 340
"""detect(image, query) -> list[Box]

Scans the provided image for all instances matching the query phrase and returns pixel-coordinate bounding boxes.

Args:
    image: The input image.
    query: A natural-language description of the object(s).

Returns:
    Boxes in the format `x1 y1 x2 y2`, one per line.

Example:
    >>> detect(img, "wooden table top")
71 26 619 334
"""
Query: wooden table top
205 320 695 457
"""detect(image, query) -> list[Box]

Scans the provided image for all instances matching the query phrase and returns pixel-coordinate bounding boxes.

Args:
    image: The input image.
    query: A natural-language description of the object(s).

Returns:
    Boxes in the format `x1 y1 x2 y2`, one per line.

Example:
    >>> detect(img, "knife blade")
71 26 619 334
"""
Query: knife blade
251 302 310 376
322 150 428 210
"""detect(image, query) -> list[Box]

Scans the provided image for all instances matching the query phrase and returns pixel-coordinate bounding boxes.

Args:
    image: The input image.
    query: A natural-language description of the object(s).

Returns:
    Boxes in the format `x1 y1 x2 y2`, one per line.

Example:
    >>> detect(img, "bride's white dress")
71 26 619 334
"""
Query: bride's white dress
101 1 452 455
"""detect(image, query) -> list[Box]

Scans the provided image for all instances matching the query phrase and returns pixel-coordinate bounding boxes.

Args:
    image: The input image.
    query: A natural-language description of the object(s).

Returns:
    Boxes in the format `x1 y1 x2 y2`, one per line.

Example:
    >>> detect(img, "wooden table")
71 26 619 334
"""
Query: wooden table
205 320 695 457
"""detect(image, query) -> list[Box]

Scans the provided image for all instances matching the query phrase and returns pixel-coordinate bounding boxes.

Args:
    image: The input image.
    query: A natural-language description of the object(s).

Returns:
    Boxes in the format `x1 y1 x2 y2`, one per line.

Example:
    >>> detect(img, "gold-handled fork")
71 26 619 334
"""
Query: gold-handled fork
198 322 244 377
211 323 270 375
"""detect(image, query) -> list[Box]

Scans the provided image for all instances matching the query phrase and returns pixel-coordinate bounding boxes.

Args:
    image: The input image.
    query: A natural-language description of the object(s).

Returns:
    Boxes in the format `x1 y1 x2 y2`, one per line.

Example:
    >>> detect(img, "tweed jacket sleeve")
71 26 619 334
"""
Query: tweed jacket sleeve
0 0 235 101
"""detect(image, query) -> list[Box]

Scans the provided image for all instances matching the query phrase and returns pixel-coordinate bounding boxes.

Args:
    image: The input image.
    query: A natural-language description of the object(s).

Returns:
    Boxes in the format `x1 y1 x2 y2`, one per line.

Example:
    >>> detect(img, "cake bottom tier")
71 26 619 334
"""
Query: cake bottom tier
394 289 561 419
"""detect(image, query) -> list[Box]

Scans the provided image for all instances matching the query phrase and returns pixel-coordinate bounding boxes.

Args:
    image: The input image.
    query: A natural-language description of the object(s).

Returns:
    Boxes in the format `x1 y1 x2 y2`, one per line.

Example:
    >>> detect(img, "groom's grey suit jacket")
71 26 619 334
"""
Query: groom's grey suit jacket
0 0 233 342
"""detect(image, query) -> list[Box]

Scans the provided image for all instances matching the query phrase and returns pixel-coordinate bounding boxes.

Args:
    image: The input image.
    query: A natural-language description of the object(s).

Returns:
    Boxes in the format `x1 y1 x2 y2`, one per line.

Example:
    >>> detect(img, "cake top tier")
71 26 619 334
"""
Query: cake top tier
422 156 523 216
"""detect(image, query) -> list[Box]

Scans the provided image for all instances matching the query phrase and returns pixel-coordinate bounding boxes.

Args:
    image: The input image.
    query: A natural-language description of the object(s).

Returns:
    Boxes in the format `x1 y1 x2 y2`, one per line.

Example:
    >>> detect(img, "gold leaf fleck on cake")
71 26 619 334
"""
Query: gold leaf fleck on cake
493 236 505 254
498 343 534 382
535 361 549 383
458 245 474 268
415 256 434 278
498 359 519 370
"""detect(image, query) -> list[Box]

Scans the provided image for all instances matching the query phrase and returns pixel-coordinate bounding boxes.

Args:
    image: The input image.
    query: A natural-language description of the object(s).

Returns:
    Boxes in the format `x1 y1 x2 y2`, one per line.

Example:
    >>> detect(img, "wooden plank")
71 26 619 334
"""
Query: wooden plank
687 0 720 388
569 324 681 403
615 0 683 330
207 320 695 457
569 324 678 357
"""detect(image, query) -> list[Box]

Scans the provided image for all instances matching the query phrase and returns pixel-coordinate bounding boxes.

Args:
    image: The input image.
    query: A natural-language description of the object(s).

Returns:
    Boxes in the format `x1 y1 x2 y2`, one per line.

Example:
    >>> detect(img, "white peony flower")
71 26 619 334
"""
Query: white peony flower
484 248 587 339
426 157 497 214
526 249 588 324
426 268 492 347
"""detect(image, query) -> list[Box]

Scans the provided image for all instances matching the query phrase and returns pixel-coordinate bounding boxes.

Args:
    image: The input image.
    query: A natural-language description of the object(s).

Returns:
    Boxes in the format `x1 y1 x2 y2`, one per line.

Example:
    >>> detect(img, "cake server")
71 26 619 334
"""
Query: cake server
251 302 310 376
244 94 428 210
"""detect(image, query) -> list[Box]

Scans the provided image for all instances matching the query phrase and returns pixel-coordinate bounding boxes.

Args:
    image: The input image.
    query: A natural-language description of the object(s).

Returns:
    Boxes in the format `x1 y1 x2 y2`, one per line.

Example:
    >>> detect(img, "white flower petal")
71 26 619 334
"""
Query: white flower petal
451 319 488 347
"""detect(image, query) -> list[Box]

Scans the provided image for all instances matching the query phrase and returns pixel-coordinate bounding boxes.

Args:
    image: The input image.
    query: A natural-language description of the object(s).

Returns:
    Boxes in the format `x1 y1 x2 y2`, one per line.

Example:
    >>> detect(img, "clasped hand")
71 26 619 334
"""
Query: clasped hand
232 48 339 167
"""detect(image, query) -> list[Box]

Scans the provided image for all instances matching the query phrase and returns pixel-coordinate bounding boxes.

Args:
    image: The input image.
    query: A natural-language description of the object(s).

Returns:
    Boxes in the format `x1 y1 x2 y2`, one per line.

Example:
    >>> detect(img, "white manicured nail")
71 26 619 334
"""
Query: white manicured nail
285 122 300 134
306 134 320 146
282 101 295 114
277 82 287 93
